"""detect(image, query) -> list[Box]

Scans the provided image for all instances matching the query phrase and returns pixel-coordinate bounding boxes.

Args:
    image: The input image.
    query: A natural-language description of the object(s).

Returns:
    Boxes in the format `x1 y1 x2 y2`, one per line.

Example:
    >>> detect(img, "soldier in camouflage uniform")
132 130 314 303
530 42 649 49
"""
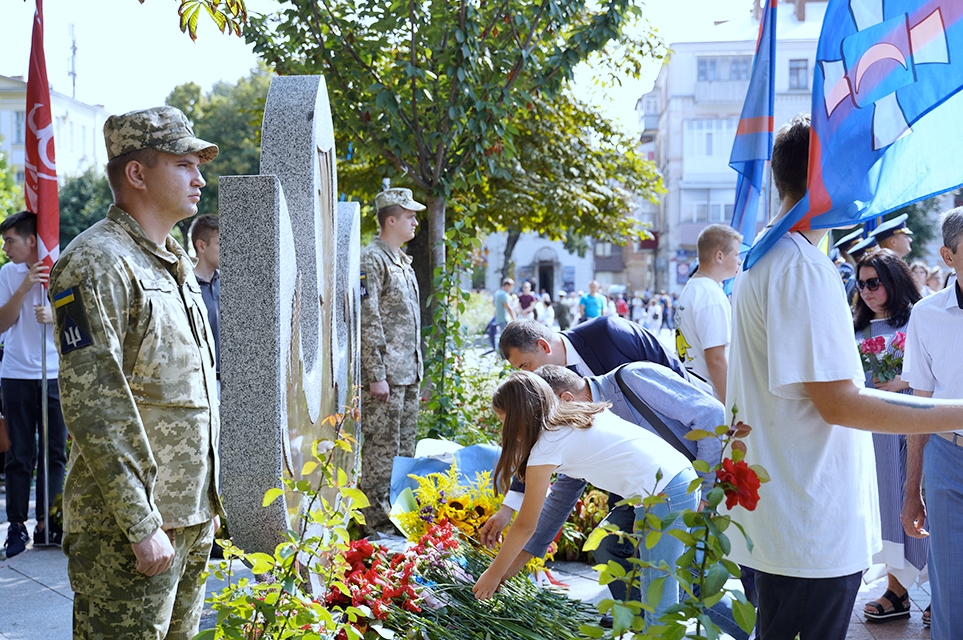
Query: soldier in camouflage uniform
48 106 224 640
359 188 424 533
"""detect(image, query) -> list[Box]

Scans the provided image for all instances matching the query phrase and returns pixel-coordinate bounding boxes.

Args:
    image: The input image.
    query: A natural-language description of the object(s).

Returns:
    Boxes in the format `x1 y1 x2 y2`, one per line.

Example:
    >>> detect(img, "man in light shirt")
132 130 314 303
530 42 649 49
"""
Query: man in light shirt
726 115 963 640
675 224 742 401
900 207 963 640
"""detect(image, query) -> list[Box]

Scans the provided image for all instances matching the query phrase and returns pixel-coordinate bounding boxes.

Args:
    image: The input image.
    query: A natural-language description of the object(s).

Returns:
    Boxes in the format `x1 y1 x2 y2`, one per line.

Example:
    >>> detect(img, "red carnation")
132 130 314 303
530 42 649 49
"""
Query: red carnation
716 458 761 511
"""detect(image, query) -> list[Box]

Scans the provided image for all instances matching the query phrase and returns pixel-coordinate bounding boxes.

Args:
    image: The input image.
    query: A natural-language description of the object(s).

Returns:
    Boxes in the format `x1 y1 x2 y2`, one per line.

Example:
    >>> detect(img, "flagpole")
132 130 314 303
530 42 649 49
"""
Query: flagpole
39 286 49 546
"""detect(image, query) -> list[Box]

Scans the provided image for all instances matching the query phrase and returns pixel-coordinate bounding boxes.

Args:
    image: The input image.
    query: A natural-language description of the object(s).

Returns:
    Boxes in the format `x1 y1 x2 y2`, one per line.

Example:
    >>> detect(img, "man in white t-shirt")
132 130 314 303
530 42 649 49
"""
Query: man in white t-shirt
0 211 67 558
900 208 963 640
726 116 963 639
675 224 741 401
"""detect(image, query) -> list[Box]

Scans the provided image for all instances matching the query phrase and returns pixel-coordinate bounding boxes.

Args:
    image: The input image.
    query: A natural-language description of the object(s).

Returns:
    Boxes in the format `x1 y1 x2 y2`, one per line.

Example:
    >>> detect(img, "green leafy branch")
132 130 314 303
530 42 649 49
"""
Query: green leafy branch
578 409 769 639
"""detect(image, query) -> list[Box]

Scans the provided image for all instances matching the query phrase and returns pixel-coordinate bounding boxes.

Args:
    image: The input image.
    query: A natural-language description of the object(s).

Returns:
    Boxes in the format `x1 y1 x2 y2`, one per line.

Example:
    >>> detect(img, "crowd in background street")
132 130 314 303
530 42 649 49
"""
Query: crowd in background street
488 278 681 349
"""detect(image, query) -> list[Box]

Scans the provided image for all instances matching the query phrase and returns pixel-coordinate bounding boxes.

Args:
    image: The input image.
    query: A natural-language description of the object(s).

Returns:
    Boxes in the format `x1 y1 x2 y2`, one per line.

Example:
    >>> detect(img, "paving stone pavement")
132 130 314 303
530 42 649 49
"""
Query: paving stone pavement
0 500 933 640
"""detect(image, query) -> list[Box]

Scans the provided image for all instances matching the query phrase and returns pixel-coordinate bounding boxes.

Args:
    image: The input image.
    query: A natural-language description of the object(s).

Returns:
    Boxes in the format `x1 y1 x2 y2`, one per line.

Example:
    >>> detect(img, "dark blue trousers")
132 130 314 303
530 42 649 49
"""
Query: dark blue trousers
2 378 68 524
755 570 861 640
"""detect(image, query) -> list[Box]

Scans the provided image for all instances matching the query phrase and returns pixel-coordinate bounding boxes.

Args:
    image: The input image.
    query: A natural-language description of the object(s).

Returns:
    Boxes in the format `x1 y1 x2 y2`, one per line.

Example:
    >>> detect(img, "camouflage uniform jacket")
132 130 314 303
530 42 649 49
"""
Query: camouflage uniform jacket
360 236 422 386
49 206 223 544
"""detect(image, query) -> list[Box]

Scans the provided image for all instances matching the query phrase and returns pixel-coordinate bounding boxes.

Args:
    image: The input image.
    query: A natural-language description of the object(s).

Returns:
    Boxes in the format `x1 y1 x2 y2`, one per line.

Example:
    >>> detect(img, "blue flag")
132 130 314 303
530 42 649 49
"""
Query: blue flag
729 0 777 251
745 0 963 269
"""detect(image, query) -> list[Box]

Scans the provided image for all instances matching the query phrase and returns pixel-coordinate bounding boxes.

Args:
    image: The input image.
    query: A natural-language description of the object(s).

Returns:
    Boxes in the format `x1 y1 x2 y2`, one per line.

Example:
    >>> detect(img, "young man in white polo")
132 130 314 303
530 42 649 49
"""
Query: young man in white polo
675 224 742 401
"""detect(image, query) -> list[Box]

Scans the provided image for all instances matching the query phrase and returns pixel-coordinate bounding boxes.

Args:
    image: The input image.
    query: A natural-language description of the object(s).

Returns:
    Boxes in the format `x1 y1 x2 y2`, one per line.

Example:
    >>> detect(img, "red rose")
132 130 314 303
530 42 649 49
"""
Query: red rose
716 458 762 511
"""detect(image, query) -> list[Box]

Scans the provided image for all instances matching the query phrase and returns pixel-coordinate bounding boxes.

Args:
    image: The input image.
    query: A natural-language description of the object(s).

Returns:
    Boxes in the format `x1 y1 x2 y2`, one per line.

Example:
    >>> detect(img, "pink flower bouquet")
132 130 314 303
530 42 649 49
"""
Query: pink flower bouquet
858 331 906 382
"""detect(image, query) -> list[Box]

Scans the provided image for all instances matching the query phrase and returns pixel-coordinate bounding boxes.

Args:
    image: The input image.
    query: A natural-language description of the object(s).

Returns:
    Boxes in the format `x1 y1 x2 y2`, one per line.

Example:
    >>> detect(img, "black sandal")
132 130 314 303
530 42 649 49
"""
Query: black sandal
923 604 931 627
864 589 911 622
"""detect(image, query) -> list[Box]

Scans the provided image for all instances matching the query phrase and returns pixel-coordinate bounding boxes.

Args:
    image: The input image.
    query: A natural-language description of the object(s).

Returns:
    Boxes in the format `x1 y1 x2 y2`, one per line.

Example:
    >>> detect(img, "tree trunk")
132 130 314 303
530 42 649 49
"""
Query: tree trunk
427 195 447 285
408 221 433 329
426 196 447 326
501 228 521 281
407 195 448 330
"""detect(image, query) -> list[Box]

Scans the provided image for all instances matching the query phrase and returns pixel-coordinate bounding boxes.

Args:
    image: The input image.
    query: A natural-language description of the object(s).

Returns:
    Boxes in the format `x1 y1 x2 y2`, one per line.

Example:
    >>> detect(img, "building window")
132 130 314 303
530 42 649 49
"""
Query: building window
14 111 26 144
682 189 709 223
15 171 25 184
698 56 751 82
789 59 809 90
682 189 736 223
730 57 750 80
595 242 613 257
698 58 718 81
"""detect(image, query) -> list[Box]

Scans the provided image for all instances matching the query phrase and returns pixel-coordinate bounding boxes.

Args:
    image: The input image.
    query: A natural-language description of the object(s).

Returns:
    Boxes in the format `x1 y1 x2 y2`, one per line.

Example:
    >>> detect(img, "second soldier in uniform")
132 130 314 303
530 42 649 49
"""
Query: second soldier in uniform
49 106 223 639
359 188 424 534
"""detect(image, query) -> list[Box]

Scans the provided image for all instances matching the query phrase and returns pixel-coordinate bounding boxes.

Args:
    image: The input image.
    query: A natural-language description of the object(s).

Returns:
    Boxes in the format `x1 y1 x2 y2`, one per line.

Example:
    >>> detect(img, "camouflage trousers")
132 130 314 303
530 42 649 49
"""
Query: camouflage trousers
359 382 420 531
65 519 215 640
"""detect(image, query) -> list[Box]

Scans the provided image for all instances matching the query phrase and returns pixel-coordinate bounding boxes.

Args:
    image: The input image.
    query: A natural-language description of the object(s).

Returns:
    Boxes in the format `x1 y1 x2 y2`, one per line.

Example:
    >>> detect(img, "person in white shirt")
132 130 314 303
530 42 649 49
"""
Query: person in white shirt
0 212 68 558
726 115 963 640
645 298 662 332
472 371 696 629
675 225 742 401
901 208 963 640
536 293 555 327
630 293 645 324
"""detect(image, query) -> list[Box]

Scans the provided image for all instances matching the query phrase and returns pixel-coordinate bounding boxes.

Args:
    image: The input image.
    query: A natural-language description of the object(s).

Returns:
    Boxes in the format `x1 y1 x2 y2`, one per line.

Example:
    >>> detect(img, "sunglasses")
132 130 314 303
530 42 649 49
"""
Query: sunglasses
856 277 882 292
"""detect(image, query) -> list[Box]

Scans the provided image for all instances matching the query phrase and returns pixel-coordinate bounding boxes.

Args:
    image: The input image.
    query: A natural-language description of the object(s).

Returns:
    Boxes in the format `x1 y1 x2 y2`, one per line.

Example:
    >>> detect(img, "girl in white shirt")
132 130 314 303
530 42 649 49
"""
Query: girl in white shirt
472 371 697 626
536 293 555 327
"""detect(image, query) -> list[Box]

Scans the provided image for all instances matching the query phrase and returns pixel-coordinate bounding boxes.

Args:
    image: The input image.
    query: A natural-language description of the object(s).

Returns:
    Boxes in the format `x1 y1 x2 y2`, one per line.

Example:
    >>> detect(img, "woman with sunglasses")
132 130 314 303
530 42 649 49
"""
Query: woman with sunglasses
852 248 929 626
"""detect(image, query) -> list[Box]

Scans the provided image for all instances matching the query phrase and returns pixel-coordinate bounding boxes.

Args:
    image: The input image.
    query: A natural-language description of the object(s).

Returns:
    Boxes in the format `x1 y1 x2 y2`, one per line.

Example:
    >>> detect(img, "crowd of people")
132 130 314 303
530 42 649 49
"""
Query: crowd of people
465 115 963 640
490 278 682 346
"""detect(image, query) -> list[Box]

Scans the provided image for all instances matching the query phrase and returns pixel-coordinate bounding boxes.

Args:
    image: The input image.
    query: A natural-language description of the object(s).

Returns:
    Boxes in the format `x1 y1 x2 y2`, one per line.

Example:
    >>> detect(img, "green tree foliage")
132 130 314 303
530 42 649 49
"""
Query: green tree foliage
135 0 247 40
58 168 112 248
0 141 24 219
243 0 664 316
165 64 271 240
896 197 941 260
469 92 664 277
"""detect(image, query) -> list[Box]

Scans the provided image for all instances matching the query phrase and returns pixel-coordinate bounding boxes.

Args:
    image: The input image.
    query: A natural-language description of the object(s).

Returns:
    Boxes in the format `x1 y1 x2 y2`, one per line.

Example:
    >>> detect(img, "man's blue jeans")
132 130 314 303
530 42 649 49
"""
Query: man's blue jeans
593 469 749 639
924 434 963 640
633 468 699 626
592 470 698 622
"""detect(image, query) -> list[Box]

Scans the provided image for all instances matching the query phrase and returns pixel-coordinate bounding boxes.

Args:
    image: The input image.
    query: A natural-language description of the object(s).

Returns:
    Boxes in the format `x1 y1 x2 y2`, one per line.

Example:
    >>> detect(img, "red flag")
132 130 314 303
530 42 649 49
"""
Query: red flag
24 0 59 275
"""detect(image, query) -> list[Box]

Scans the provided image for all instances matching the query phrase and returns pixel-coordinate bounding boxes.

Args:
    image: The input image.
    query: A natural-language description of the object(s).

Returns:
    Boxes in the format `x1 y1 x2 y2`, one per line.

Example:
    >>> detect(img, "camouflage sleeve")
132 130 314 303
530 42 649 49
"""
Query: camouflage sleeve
359 251 387 385
49 255 163 544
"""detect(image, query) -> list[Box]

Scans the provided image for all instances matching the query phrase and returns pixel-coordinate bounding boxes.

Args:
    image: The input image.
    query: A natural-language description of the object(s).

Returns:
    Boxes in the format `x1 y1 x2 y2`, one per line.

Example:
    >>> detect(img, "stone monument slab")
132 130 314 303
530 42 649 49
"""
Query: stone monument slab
219 75 360 554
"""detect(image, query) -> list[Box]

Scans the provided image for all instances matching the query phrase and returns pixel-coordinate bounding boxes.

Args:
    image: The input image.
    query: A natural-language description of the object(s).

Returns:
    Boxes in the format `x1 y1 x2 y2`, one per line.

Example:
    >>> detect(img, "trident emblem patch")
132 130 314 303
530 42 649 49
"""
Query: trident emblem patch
61 313 92 354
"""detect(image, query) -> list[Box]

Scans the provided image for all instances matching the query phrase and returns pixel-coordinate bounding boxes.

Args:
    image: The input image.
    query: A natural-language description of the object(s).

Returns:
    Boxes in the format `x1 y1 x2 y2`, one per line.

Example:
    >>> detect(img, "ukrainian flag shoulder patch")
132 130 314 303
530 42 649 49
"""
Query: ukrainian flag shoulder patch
53 288 76 309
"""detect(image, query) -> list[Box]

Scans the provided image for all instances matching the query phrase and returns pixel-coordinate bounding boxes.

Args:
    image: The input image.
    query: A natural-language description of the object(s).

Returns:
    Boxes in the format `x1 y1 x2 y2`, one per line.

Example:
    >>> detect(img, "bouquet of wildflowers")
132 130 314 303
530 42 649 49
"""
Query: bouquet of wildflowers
858 331 906 382
391 464 556 576
391 465 501 542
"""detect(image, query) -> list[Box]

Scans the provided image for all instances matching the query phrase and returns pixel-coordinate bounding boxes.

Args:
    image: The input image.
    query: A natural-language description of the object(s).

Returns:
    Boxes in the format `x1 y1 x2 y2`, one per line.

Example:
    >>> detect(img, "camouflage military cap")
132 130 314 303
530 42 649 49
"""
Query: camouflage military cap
375 188 426 212
104 106 218 163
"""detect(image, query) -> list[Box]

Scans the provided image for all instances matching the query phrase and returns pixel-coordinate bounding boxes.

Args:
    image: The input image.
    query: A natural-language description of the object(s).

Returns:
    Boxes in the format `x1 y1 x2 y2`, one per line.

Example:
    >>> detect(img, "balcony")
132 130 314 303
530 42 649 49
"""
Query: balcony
694 80 750 105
